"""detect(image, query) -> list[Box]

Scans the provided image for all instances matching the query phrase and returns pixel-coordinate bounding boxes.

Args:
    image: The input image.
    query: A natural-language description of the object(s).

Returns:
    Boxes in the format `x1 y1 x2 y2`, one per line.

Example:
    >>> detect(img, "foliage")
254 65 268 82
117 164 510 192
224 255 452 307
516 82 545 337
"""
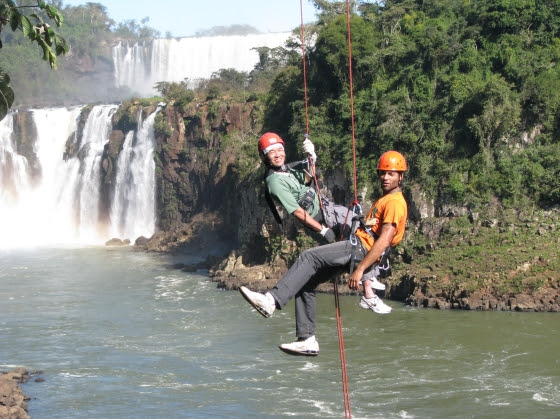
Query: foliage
154 79 195 110
0 1 161 108
0 0 68 119
113 17 160 40
260 0 560 212
397 208 560 298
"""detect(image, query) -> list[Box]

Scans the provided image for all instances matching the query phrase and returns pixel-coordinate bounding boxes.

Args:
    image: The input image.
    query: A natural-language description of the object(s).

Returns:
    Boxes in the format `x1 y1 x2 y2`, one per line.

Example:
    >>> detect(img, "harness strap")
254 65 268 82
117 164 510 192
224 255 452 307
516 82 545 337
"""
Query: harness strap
264 188 283 225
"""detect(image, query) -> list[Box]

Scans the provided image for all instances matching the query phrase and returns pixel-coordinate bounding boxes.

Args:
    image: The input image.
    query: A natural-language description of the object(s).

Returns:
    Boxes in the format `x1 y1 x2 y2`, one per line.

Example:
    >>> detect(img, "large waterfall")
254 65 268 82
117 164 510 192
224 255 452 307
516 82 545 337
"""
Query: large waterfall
0 106 158 248
112 32 293 96
0 33 288 248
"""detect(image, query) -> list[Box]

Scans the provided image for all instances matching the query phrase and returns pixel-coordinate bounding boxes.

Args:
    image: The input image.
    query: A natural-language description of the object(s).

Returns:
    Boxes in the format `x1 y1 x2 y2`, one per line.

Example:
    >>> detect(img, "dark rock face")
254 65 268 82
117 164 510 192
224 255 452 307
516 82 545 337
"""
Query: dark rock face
153 101 259 233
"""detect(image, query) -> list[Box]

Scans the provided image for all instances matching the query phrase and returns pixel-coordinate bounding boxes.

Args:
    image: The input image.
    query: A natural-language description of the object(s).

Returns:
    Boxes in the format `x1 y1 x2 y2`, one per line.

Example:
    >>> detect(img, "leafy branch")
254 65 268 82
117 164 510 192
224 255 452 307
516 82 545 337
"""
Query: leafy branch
0 0 68 119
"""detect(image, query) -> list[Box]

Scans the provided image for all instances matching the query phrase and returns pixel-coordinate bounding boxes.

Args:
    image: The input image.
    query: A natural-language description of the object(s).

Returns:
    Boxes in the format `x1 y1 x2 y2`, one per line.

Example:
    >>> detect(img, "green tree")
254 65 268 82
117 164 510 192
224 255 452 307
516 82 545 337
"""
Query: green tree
0 0 68 119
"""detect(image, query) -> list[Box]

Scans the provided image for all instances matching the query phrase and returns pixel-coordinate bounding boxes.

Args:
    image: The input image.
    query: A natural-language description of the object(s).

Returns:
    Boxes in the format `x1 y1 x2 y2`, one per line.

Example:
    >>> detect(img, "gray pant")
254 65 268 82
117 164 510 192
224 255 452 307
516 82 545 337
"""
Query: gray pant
321 200 354 239
269 240 366 338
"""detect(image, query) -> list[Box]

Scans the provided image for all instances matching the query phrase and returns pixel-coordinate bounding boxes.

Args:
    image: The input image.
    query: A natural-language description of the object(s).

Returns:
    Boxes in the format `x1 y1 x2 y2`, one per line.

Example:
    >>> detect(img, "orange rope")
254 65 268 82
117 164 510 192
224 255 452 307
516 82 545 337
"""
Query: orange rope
300 2 352 418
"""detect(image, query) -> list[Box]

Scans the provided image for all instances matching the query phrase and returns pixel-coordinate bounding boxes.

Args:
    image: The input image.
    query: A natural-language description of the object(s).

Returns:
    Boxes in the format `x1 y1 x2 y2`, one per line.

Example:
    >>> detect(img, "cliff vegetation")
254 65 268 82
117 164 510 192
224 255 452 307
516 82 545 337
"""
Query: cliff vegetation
139 0 560 311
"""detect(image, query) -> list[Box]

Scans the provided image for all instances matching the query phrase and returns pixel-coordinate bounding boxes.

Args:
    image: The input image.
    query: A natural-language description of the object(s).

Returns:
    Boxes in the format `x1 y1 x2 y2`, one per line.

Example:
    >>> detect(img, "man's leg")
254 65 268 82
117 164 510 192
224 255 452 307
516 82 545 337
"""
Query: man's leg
322 202 353 240
270 240 353 308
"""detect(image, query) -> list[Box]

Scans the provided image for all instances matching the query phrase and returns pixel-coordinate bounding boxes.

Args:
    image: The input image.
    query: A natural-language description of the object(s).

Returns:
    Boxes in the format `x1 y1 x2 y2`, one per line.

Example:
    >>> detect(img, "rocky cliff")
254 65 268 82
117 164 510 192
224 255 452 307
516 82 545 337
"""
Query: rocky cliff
138 99 559 313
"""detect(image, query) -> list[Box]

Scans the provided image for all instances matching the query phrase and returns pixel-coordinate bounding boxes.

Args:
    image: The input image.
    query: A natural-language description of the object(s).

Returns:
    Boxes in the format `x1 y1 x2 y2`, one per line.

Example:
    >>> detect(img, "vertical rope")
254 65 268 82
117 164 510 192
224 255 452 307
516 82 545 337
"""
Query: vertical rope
346 0 359 204
299 2 352 418
300 1 326 221
334 277 352 419
299 0 310 136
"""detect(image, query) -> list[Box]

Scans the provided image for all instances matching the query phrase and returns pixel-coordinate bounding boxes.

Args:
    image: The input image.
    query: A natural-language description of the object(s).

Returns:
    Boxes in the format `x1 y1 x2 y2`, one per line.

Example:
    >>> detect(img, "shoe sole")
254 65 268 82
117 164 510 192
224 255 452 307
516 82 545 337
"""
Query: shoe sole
278 346 319 356
239 286 272 318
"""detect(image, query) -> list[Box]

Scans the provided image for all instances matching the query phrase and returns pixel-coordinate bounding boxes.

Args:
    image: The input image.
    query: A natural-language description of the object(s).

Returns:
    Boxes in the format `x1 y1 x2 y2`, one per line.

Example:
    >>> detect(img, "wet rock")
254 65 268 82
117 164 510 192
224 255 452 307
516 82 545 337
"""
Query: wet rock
0 368 32 419
105 238 131 246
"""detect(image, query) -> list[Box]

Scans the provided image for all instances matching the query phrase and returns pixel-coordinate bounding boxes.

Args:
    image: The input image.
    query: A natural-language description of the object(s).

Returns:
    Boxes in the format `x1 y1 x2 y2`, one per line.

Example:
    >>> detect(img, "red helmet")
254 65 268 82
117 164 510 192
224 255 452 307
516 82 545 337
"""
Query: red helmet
377 151 407 171
258 132 285 154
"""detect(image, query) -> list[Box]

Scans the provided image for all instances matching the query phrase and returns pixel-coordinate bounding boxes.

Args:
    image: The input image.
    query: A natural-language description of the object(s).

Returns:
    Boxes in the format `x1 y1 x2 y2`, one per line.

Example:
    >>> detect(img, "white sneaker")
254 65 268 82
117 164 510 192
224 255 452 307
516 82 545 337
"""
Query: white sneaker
239 286 276 318
361 270 386 290
359 295 392 314
370 277 386 291
279 336 319 356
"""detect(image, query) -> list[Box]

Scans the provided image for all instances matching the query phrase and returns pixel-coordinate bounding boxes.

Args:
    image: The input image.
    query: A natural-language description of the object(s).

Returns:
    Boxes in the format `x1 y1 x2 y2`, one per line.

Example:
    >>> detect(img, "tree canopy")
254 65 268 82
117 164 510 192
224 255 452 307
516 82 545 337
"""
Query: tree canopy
262 0 560 210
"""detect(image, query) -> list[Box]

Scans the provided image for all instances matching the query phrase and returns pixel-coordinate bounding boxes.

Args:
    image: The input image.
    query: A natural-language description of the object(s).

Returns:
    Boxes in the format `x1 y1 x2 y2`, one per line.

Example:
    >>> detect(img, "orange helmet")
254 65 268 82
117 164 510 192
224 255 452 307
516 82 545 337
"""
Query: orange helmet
377 151 407 171
258 132 285 154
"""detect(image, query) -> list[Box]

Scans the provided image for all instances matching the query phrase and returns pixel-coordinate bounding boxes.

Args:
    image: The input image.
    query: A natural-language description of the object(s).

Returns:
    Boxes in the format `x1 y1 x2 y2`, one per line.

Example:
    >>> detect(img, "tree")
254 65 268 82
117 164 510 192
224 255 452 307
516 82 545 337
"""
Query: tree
0 0 68 120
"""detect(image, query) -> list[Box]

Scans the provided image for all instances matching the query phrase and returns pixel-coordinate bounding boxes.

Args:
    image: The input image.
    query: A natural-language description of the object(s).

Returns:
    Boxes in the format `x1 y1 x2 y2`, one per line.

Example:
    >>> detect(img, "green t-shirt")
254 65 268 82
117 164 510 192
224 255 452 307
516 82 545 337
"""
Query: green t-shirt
266 168 320 218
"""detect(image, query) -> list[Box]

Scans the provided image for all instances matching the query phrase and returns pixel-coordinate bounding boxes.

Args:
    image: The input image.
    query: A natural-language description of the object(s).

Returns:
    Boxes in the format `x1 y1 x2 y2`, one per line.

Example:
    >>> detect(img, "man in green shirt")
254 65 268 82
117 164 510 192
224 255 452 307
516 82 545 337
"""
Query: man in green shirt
259 132 352 243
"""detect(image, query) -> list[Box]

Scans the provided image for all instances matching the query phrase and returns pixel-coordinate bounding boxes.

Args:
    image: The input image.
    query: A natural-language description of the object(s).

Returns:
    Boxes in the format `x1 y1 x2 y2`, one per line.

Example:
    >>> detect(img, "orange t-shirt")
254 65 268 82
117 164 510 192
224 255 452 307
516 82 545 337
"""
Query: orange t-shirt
354 191 407 251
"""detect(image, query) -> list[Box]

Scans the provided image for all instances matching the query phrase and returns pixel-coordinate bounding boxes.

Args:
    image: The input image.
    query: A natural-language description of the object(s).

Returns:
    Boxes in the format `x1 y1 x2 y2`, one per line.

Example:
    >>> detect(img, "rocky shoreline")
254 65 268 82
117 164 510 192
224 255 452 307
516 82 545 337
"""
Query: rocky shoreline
134 212 560 313
0 369 37 419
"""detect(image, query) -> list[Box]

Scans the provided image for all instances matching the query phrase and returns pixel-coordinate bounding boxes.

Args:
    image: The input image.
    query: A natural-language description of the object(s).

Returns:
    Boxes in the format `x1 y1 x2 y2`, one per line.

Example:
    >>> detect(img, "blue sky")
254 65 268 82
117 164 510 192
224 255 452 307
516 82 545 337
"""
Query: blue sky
62 0 318 37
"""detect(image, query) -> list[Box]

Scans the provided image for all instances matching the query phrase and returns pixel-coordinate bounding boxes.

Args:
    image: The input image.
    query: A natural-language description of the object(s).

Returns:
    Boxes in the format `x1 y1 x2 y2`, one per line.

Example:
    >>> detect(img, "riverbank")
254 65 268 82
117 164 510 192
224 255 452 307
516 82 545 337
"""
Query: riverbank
146 208 560 312
0 369 32 419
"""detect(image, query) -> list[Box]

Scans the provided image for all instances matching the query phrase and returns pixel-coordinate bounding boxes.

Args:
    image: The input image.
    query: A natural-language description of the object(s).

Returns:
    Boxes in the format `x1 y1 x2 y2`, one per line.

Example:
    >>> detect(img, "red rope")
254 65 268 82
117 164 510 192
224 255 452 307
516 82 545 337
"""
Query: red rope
300 1 326 221
346 0 359 204
334 278 352 419
299 0 310 136
300 2 352 418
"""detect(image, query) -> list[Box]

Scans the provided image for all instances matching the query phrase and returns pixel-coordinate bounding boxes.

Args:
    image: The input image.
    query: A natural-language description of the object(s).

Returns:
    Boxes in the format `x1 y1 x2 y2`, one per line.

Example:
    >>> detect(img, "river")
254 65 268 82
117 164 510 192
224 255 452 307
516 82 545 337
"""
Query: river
1 247 558 418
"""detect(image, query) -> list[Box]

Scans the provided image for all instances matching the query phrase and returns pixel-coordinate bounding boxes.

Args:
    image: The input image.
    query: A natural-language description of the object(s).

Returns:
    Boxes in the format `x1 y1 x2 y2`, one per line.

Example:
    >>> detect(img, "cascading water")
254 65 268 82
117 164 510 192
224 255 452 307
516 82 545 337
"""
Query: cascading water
112 41 150 95
0 105 159 248
74 105 119 242
0 113 29 205
0 107 83 247
109 108 159 241
113 32 293 96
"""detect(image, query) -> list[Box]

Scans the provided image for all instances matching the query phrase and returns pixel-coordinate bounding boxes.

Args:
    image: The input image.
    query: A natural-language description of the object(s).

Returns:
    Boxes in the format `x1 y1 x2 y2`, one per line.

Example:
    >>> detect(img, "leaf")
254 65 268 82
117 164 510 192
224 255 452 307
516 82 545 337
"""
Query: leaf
54 34 69 56
0 67 15 121
44 5 63 27
20 15 32 37
9 9 20 31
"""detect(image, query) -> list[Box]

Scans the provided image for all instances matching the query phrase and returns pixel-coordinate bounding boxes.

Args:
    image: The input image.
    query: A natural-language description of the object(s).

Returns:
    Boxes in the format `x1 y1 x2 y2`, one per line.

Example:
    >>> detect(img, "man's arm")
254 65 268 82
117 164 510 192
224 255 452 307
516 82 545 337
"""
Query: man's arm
347 223 396 291
292 207 323 232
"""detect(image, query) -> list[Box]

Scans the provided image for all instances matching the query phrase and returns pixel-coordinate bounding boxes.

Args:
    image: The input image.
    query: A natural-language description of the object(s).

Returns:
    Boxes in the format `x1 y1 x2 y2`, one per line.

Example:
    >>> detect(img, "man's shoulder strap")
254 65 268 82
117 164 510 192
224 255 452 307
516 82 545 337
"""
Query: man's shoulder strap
264 187 283 225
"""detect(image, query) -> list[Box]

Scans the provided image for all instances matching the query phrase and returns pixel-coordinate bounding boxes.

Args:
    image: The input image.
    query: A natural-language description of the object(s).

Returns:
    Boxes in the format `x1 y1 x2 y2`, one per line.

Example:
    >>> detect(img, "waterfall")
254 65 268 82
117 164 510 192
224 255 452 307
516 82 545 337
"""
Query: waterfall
0 113 30 206
109 108 159 241
74 105 119 242
113 32 292 96
0 105 159 248
112 41 150 95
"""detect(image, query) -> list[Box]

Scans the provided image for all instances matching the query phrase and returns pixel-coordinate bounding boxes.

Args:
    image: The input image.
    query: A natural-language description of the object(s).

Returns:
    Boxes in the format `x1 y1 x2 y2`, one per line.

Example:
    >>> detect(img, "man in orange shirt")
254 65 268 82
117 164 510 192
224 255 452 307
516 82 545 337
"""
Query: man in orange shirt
240 151 408 356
